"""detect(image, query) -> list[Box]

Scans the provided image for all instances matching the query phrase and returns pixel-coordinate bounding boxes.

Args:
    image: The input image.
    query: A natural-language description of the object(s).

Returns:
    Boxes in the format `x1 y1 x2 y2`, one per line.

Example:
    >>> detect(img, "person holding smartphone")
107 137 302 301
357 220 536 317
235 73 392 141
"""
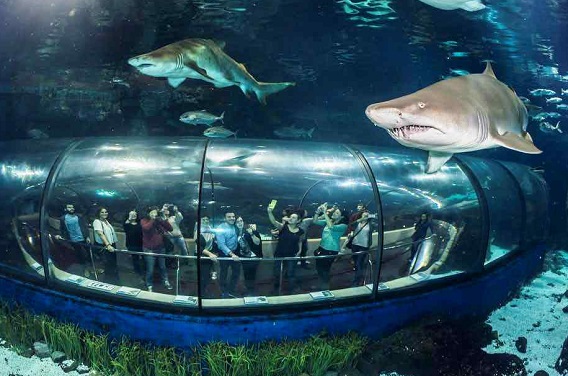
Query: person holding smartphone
312 203 349 290
235 217 263 295
268 202 304 294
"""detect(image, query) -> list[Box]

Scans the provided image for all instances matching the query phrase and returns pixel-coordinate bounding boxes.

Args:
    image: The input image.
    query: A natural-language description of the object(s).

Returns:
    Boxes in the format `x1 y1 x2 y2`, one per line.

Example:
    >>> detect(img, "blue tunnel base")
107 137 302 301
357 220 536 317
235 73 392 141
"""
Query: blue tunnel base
0 245 547 349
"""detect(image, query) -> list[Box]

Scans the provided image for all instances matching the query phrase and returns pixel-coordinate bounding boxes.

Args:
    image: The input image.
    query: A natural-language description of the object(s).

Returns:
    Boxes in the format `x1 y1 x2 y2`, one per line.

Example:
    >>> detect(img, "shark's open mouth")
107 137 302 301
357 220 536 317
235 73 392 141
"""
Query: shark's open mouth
387 125 438 138
136 63 155 68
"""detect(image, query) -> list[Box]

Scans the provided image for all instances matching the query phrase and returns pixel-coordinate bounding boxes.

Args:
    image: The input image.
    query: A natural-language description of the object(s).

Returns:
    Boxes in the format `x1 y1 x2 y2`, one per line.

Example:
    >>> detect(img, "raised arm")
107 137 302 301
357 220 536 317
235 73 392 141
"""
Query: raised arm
267 205 283 229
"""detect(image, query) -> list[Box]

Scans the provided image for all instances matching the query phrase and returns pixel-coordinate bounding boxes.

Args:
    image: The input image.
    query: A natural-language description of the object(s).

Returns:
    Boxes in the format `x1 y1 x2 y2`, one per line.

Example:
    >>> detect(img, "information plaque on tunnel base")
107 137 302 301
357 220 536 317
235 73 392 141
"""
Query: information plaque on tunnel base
310 291 334 300
244 296 269 305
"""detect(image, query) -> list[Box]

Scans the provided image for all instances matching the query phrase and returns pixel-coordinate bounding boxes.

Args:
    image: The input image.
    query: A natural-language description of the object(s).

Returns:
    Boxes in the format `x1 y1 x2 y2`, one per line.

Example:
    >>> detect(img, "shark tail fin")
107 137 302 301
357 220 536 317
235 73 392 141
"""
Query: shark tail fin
219 111 225 124
252 82 295 105
461 0 486 11
307 127 316 138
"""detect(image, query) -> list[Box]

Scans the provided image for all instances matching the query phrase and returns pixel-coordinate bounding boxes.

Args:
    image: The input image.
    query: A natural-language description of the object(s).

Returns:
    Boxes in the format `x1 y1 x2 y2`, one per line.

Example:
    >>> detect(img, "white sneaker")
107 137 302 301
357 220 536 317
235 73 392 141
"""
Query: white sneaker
211 272 218 280
164 280 173 290
147 286 153 292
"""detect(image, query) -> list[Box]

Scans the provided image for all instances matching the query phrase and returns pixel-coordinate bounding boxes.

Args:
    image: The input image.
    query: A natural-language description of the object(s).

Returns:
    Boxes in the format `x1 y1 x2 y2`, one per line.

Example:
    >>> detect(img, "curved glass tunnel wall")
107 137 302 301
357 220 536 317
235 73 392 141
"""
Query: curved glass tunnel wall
0 139 72 281
0 138 549 311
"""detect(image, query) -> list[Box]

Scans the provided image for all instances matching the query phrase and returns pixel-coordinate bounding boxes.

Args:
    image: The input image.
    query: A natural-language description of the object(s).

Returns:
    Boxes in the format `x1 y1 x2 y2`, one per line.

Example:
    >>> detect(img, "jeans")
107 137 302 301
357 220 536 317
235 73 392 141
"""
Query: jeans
96 242 119 284
144 247 168 288
314 247 337 290
351 244 369 286
168 235 189 256
220 256 241 295
273 258 297 293
128 247 144 275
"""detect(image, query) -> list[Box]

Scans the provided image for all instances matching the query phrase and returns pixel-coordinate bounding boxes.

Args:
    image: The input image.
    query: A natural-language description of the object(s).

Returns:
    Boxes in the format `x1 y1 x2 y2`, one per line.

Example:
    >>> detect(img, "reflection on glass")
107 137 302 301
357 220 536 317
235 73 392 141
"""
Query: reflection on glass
43 138 205 305
458 157 523 266
200 139 377 304
358 147 481 289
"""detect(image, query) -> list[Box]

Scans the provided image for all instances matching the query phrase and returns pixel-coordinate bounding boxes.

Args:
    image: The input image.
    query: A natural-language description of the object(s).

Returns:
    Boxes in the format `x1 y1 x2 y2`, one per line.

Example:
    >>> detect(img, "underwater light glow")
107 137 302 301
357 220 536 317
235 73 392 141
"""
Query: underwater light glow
95 189 117 198
1 164 45 182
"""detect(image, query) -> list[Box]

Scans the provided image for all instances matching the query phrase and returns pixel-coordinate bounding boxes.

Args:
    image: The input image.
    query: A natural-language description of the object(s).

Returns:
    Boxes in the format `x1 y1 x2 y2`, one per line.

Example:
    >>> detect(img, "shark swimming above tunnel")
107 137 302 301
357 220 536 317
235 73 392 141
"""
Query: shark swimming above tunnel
365 62 542 173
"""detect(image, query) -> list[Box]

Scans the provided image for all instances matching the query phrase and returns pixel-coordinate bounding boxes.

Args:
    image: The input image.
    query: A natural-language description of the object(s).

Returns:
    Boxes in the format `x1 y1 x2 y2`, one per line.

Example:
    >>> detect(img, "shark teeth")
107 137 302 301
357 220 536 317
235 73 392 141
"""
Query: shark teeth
388 125 431 138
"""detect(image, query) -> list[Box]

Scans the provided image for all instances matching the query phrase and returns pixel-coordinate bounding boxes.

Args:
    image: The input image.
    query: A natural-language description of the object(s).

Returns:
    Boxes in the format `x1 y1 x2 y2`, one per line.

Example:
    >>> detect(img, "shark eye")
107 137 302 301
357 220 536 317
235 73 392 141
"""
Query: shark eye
418 102 426 109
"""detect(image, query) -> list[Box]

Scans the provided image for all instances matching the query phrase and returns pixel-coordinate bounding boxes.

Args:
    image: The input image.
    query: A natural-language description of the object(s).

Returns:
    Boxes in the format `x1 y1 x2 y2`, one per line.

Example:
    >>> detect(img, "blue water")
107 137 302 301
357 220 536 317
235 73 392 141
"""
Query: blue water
0 0 567 236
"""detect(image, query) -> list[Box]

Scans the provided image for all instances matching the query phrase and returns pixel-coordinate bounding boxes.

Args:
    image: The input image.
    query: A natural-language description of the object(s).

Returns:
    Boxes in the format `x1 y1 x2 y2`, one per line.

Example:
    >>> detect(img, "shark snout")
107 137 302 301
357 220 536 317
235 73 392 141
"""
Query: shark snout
127 55 155 69
365 104 404 129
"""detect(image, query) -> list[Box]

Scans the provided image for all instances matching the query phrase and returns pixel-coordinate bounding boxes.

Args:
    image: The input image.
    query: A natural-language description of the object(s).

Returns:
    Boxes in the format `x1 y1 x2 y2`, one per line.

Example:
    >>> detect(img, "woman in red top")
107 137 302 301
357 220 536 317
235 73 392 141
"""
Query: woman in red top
140 206 173 292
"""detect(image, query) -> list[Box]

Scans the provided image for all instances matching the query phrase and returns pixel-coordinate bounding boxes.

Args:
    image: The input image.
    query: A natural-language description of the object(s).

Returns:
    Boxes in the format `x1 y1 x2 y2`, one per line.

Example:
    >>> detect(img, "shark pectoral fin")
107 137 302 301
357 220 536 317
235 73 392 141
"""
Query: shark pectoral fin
493 131 543 154
184 61 216 82
460 0 486 11
167 77 187 88
426 151 453 174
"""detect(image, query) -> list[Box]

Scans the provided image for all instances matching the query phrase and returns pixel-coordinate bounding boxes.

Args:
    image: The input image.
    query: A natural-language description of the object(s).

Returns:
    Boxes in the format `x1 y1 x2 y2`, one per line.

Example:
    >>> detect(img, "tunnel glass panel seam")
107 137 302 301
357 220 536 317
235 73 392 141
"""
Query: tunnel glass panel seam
40 139 85 287
494 160 526 253
343 144 384 299
196 139 212 310
454 156 490 271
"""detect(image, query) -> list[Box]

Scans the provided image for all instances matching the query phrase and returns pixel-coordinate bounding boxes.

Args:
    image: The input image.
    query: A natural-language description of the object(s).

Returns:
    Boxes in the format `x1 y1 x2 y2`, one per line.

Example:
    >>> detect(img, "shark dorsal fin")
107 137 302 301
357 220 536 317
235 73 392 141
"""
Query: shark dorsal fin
483 62 496 79
214 40 226 49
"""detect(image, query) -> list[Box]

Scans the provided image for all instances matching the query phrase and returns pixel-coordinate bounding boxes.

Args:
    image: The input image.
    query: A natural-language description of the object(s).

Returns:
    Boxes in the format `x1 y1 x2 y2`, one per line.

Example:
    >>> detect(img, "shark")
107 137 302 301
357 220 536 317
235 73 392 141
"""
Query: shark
417 0 486 11
128 39 295 104
365 62 542 173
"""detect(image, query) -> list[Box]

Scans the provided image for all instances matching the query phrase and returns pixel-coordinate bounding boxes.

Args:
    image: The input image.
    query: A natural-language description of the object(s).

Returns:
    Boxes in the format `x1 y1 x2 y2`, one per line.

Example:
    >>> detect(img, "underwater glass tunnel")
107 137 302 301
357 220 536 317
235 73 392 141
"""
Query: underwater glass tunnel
0 137 549 346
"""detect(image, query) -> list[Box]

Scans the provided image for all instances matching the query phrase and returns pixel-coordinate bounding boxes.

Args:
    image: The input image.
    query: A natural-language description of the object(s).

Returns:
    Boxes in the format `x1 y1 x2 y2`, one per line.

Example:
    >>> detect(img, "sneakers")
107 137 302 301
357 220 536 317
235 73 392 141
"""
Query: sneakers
164 280 173 290
211 271 218 280
147 286 153 292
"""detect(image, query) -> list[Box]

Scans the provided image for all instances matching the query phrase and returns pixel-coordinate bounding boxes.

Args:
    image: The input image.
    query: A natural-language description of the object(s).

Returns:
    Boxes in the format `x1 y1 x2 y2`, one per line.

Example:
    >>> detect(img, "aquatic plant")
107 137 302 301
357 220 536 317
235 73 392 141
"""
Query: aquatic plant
0 300 367 375
83 331 113 373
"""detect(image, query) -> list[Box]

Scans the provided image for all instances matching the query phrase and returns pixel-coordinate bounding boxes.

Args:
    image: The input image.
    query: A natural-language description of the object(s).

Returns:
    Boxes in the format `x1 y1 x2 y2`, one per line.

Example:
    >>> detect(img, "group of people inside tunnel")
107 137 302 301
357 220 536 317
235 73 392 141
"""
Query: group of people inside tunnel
52 200 397 298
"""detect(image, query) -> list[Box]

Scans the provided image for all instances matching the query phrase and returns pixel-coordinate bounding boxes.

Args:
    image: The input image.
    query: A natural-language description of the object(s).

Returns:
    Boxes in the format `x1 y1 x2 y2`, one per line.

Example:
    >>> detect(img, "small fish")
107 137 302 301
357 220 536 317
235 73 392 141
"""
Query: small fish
27 128 49 139
529 166 545 174
562 88 568 96
546 112 562 118
545 97 562 104
203 126 236 138
529 88 556 96
110 77 130 88
538 121 562 134
179 110 224 126
449 69 470 76
273 126 315 139
556 104 568 111
448 51 470 58
518 96 531 104
439 41 458 49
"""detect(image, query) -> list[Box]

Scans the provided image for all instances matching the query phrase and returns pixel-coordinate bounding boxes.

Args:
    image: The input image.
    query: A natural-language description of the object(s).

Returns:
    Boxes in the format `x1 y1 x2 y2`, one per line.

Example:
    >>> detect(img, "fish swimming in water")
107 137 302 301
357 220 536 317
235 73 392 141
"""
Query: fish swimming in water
557 104 568 111
128 39 295 104
179 110 224 126
273 126 316 139
529 88 556 97
27 128 49 139
365 62 542 173
417 0 486 11
203 126 236 138
545 97 562 104
538 121 562 134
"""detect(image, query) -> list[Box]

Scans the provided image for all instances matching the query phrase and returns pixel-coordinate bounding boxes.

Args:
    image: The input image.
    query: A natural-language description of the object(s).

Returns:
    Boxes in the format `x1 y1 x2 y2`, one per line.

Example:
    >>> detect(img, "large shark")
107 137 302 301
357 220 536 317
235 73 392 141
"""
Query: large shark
417 0 486 11
365 62 542 173
128 39 295 104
